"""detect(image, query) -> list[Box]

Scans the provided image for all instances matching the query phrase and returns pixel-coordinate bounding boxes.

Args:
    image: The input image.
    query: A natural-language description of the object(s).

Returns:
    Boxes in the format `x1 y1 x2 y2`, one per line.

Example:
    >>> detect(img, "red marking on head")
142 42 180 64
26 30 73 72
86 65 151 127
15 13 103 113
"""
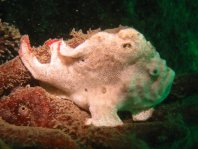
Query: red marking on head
45 39 59 46
57 41 61 52
18 48 22 56
20 35 32 51
19 41 22 56
19 35 32 56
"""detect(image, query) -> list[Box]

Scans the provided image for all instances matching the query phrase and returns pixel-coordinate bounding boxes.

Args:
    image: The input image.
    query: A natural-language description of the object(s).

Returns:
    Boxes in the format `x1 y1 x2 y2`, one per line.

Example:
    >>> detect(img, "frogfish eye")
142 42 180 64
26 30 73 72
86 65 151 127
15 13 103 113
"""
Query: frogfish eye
122 43 132 48
18 105 30 116
149 68 159 77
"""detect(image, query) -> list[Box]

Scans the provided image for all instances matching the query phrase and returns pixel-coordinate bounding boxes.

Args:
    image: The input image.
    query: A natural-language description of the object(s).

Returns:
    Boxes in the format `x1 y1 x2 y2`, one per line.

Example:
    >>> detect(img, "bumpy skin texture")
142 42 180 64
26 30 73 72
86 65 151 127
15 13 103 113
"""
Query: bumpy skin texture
19 28 175 126
0 57 33 97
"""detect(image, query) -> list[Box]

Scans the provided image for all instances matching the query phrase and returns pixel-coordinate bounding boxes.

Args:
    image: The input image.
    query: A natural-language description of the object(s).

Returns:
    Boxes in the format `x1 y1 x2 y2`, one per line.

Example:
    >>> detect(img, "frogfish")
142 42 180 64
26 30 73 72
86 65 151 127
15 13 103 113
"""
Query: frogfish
19 27 175 126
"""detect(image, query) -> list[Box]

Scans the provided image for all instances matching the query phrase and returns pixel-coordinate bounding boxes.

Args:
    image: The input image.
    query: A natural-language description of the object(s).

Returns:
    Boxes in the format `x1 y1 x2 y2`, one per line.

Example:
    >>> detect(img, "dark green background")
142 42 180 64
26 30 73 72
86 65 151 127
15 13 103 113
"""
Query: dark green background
1 0 198 74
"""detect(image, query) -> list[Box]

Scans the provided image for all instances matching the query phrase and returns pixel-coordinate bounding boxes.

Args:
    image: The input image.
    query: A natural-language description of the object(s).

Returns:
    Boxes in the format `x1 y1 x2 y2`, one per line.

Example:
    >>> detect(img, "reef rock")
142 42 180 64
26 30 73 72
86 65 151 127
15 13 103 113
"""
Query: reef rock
0 87 142 149
0 86 194 149
0 57 33 97
0 20 21 64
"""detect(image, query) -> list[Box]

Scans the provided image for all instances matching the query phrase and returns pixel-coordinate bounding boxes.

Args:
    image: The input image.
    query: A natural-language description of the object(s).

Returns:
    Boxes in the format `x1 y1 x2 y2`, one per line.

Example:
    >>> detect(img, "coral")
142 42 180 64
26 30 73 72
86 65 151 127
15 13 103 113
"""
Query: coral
65 26 128 49
0 86 89 128
0 117 79 149
0 57 34 96
31 45 51 63
66 28 101 48
0 57 34 97
0 19 21 64
0 87 142 149
0 86 195 149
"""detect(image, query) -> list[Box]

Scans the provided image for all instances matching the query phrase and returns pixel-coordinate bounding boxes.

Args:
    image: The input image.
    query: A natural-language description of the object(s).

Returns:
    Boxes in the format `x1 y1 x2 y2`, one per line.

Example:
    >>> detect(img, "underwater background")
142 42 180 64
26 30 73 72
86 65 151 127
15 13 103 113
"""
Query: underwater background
0 0 197 149
1 0 198 74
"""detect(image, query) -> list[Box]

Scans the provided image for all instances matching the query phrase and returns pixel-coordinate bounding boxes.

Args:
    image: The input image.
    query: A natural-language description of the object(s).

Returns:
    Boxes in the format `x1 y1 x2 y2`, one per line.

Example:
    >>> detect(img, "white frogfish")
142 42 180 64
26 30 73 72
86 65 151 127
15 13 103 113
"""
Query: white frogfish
19 27 175 127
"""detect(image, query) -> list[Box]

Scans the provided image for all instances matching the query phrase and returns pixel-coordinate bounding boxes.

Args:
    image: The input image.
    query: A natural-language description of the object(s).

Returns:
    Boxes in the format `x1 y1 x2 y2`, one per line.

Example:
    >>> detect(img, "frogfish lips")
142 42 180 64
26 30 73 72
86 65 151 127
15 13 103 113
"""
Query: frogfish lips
120 60 175 112
156 68 175 104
